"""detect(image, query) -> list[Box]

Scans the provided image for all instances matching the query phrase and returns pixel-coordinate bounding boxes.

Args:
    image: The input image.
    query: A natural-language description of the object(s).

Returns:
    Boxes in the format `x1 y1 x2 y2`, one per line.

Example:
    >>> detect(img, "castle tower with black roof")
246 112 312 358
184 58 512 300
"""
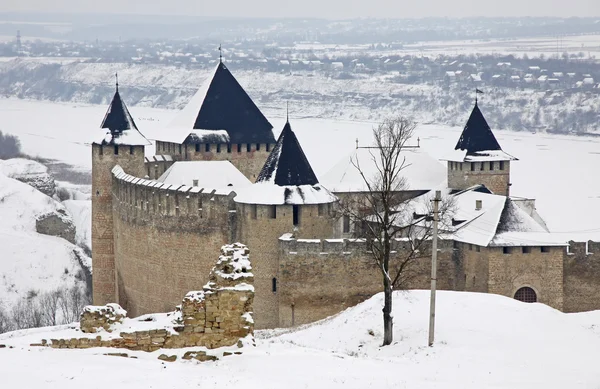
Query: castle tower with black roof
234 120 337 328
91 81 150 306
443 101 517 196
153 61 275 182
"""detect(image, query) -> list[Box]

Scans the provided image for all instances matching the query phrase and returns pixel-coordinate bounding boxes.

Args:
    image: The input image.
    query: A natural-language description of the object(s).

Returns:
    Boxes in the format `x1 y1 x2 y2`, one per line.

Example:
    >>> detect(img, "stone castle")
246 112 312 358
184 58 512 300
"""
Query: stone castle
91 61 600 329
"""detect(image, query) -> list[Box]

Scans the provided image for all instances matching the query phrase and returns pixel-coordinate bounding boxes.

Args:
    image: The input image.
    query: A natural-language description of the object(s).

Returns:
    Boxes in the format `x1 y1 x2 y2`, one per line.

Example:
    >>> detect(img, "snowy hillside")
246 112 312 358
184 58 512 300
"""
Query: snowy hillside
0 59 598 134
0 170 90 313
1 290 600 388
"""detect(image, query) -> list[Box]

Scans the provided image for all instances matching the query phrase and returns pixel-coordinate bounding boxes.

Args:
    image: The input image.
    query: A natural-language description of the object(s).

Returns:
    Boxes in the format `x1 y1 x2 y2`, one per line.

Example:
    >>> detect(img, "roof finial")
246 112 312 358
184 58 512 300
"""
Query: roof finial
218 44 222 63
286 101 289 123
115 72 119 92
475 88 484 105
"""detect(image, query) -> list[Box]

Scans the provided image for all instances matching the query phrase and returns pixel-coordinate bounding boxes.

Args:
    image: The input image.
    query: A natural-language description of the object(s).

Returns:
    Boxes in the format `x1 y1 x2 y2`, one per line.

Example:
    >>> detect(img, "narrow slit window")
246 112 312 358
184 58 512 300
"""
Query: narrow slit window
130 146 134 155
470 163 475 171
205 143 210 152
489 161 494 170
256 143 261 151
114 145 119 155
99 145 103 155
269 205 277 219
195 143 200 152
343 215 350 233
272 278 277 293
237 144 242 152
227 144 232 153
266 143 271 152
246 143 251 152
293 205 300 226
480 162 484 171
251 204 257 219
217 144 221 153
499 161 505 170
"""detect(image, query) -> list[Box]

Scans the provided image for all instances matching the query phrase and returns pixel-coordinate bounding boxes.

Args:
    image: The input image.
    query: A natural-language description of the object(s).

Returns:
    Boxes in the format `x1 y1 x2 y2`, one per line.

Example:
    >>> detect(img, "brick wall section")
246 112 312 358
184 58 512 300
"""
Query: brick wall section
447 161 511 196
487 245 564 310
156 141 273 182
111 170 236 317
236 203 336 329
277 238 457 326
92 144 147 306
563 241 600 312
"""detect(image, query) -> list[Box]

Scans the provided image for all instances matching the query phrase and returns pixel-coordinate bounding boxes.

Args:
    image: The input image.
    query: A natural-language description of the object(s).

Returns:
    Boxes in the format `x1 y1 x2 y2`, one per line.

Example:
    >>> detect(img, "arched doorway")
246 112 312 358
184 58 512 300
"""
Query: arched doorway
514 287 537 303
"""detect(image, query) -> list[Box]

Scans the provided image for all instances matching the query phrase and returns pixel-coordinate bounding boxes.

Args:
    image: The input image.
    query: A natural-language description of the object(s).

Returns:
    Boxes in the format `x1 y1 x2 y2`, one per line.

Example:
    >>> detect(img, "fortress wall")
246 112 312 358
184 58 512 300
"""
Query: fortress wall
277 238 458 327
111 167 236 317
563 241 600 312
157 141 274 182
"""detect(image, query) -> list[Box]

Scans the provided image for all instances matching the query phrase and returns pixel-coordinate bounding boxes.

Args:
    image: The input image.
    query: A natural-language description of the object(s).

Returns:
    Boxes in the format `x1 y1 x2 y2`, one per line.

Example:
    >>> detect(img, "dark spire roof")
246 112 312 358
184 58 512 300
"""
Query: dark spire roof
455 102 502 154
176 62 274 144
256 121 319 186
100 87 138 135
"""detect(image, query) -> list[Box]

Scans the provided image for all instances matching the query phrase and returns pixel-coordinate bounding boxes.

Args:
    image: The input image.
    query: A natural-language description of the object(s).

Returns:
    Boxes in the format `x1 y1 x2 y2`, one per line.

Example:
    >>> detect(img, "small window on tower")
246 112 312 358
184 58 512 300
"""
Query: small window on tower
237 144 242 152
246 143 251 152
251 204 257 219
114 145 119 155
470 163 475 171
489 161 494 170
269 205 277 219
460 163 463 171
266 143 271 152
480 162 484 171
499 161 505 170
227 144 232 153
256 143 261 151
272 277 277 293
343 215 351 233
195 143 200 152
179 144 182 154
205 143 210 152
217 144 221 153
99 145 103 155
130 146 134 155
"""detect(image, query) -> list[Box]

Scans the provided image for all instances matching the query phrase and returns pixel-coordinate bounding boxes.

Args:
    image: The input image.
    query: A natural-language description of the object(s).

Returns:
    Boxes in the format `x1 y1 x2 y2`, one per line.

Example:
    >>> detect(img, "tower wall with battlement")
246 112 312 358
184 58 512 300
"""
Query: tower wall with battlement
155 141 274 182
92 144 146 306
447 161 511 196
563 241 600 312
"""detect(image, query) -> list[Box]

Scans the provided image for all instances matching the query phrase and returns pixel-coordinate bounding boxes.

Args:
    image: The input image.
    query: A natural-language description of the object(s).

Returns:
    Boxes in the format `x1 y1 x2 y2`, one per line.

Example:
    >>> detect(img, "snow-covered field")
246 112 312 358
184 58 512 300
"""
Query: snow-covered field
1 97 599 237
1 290 600 388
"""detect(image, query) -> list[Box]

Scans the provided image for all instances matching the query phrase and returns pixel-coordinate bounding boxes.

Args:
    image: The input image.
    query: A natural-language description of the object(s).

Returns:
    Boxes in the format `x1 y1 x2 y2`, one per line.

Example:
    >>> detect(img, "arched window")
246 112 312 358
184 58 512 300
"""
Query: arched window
514 287 537 303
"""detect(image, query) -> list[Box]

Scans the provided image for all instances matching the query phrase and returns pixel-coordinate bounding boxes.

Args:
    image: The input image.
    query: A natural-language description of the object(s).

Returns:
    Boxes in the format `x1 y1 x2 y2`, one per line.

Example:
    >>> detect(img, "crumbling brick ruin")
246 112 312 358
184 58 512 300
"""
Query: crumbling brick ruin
36 243 254 360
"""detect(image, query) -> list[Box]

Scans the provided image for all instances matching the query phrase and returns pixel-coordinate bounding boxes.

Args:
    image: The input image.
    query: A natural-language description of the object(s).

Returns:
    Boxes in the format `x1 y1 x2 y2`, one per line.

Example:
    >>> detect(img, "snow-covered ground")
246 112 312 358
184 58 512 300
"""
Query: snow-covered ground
1 290 600 388
1 98 600 237
0 171 88 309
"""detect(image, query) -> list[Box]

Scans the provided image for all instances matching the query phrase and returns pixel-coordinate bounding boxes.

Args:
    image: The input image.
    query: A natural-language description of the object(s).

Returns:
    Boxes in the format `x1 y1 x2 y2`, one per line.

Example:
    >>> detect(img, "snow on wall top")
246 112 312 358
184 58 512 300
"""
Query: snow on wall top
162 61 274 145
156 161 251 190
322 146 446 193
235 182 337 205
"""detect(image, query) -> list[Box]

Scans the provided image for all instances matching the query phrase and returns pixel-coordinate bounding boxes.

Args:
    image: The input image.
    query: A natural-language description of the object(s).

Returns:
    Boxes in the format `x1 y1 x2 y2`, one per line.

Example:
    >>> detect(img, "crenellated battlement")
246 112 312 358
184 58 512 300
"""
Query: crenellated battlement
111 165 237 233
567 241 600 256
278 236 454 256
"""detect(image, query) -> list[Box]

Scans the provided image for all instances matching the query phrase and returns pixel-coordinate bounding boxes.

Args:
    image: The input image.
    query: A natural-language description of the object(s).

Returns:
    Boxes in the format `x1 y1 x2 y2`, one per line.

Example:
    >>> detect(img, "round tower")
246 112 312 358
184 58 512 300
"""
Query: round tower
234 120 337 329
92 83 150 306
445 101 517 196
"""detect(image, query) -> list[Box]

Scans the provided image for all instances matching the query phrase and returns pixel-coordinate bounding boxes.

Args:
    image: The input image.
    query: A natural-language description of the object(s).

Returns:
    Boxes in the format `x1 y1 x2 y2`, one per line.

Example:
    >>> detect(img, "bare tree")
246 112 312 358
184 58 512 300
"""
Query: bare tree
340 116 453 346
40 290 62 326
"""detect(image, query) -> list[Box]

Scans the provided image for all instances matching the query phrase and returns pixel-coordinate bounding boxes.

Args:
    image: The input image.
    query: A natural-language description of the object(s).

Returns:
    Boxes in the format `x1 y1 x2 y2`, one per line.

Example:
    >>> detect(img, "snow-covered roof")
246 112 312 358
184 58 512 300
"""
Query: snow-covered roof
321 147 446 193
92 86 150 146
403 185 565 247
235 120 337 205
155 61 274 145
157 161 251 190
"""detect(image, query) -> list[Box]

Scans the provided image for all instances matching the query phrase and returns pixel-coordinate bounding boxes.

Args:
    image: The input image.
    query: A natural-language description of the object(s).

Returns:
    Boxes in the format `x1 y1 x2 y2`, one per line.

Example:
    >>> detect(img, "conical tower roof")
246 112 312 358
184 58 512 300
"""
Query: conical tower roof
256 121 318 186
167 62 274 144
93 84 150 146
455 102 501 154
234 121 336 205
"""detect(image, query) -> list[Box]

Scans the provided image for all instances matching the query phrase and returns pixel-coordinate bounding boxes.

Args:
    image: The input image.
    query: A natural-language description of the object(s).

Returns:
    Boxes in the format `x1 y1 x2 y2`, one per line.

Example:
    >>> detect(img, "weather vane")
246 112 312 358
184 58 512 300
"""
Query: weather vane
115 72 119 91
218 44 222 63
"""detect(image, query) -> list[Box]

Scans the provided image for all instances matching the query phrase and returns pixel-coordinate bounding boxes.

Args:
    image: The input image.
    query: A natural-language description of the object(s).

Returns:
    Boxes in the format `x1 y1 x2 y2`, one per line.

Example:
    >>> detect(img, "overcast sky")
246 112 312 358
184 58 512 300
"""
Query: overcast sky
1 0 598 19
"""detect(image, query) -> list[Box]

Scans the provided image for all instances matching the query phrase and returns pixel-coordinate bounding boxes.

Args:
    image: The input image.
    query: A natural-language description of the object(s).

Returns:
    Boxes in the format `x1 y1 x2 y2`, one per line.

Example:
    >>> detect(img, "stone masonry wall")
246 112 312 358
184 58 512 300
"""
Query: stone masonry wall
277 237 457 327
111 167 237 317
563 241 600 313
447 161 511 196
486 245 564 310
236 203 336 329
92 144 147 306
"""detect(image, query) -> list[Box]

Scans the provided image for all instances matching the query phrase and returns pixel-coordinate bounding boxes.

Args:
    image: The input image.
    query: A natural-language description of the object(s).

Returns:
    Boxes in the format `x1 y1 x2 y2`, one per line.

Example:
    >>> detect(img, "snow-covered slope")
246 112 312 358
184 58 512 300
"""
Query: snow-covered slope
0 171 89 310
0 59 598 135
1 290 600 388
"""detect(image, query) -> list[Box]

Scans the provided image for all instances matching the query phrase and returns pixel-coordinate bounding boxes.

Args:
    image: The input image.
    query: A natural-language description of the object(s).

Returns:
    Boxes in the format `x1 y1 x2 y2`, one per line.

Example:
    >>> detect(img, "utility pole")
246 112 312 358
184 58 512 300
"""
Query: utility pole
428 190 441 347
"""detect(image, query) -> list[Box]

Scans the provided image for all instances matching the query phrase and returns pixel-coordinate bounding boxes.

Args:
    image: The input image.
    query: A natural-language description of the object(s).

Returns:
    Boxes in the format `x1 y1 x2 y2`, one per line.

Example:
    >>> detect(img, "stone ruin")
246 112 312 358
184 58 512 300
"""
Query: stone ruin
35 243 254 362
